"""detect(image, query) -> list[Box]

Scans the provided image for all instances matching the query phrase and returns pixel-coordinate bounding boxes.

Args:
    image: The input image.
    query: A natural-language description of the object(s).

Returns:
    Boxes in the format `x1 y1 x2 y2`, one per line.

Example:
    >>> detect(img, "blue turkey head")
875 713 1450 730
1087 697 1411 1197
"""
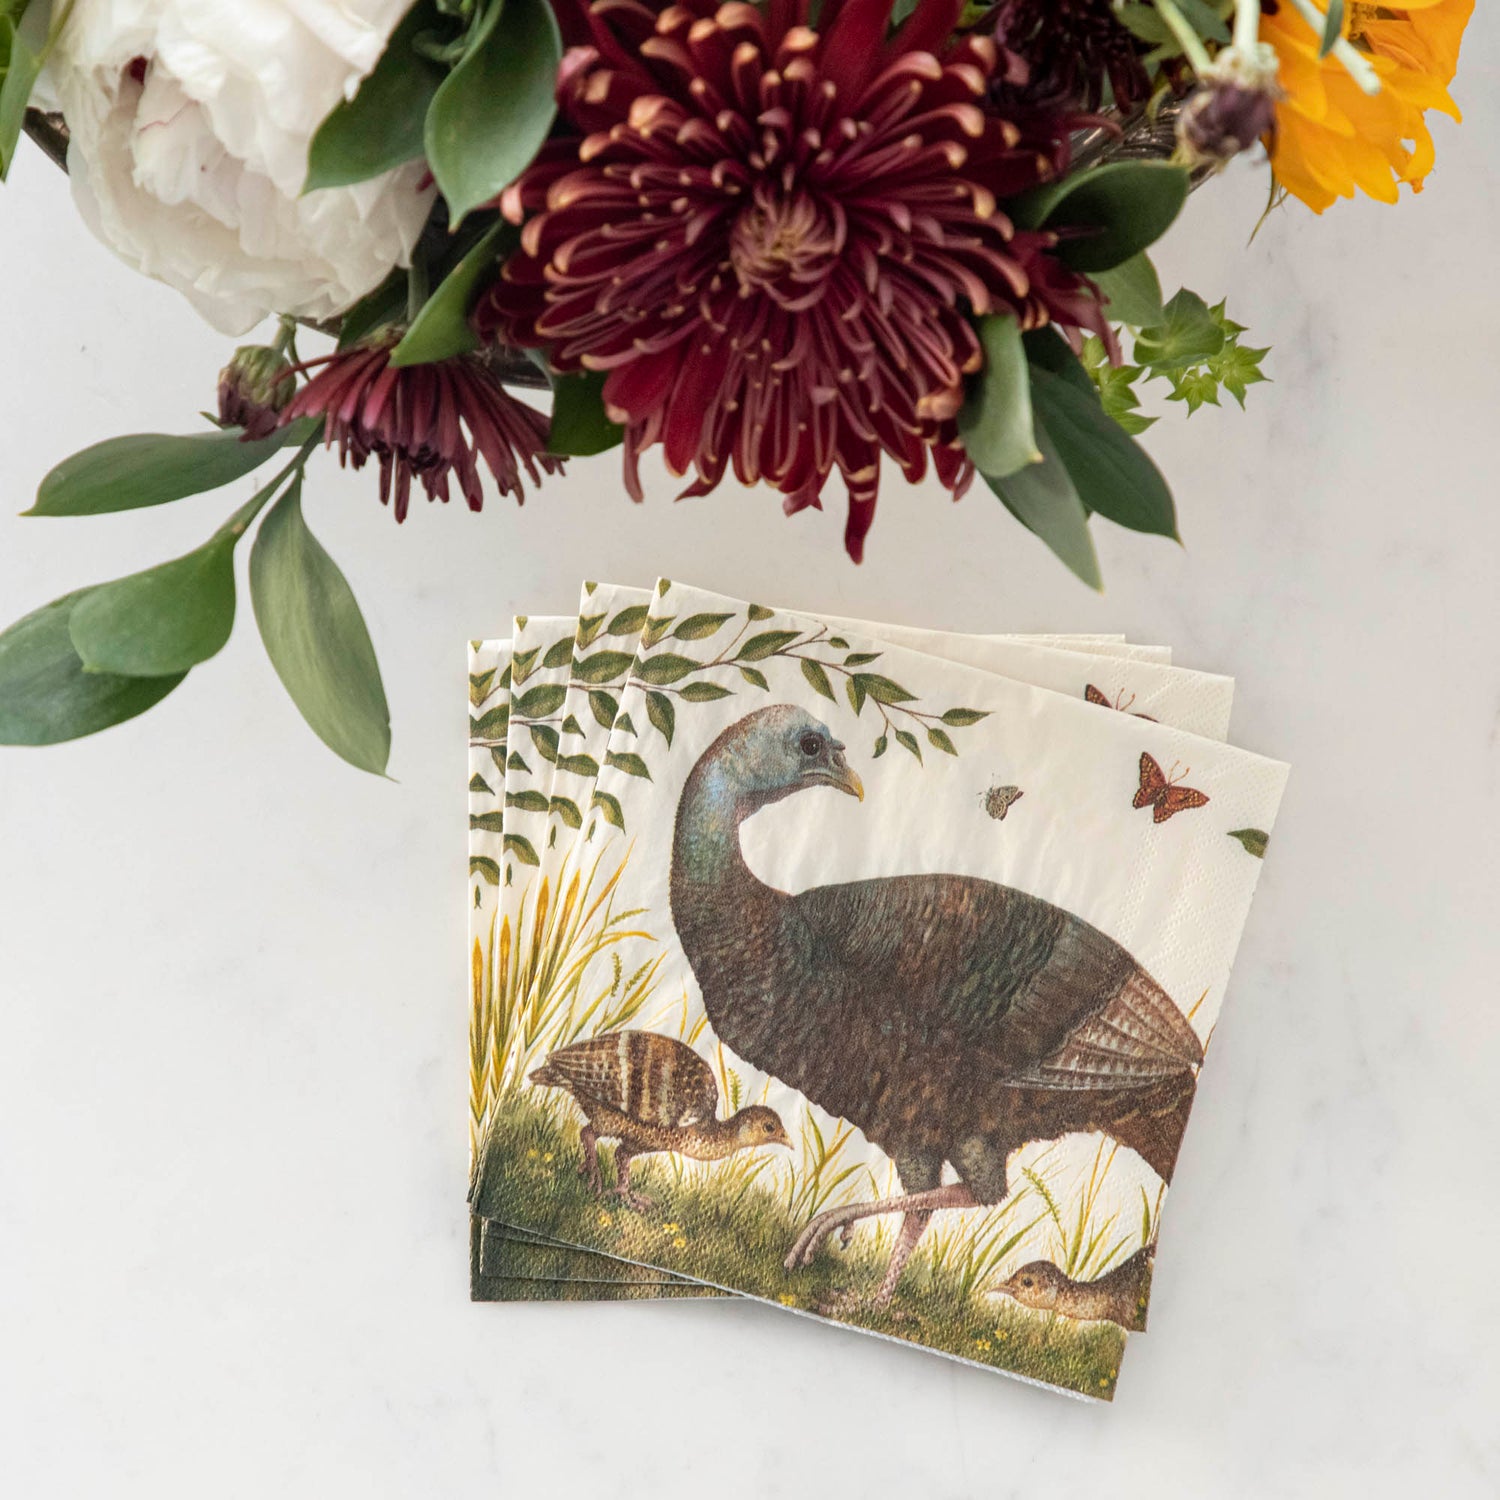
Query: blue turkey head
724 705 864 810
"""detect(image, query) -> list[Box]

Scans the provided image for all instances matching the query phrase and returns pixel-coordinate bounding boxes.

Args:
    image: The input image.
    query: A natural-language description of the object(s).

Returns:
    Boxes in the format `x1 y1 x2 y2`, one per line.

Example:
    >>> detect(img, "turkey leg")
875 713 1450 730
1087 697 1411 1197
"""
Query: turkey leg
578 1124 602 1194
784 1183 977 1273
609 1145 655 1212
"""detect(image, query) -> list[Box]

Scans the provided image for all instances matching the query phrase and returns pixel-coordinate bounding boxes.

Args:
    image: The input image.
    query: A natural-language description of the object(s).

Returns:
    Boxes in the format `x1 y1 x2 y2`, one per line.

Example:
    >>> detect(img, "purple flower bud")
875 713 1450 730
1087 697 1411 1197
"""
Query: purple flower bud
217 344 293 440
1178 74 1280 168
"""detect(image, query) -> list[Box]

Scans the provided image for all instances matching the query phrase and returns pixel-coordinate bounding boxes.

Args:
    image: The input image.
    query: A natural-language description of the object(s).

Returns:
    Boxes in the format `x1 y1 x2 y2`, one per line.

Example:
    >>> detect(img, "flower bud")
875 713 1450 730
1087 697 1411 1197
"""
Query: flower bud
1176 46 1282 170
217 343 293 440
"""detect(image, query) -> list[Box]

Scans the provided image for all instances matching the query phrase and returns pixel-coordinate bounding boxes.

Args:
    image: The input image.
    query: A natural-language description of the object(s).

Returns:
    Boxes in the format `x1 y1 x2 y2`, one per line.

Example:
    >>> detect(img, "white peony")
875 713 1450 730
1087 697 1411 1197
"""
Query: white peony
47 0 435 335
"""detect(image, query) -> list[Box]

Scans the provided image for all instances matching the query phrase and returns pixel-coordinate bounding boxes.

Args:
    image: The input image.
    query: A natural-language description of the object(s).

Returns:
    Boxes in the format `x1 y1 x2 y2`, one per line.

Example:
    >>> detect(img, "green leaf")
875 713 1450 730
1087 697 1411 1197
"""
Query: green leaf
547 371 624 456
587 689 618 727
646 691 676 746
337 271 408 349
249 479 391 775
504 790 549 813
926 726 957 756
607 604 650 636
590 789 625 831
1166 367 1222 415
1080 337 1157 437
529 722 559 761
1023 327 1097 397
576 610 606 647
424 0 562 225
469 772 492 793
68 531 238 677
940 708 990 726
573 649 635 685
1228 828 1269 858
605 750 652 780
471 704 509 738
678 681 732 702
0 1 47 180
30 421 318 517
389 220 514 366
1134 290 1226 373
958 314 1038 479
542 635 575 670
511 643 539 681
736 630 801 661
673 612 735 641
470 855 501 884
614 711 637 736
304 2 446 190
847 677 867 715
0 591 186 745
873 733 888 758
504 833 540 867
738 666 769 690
513 682 566 719
1011 162 1189 274
550 796 583 829
893 727 922 762
635 653 696 685
1090 254 1165 327
471 810 507 831
555 752 598 777
469 667 497 706
747 604 774 621
1029 362 1178 540
641 615 674 648
852 673 915 705
843 651 882 666
801 659 835 700
985 418 1102 591
1320 0 1345 56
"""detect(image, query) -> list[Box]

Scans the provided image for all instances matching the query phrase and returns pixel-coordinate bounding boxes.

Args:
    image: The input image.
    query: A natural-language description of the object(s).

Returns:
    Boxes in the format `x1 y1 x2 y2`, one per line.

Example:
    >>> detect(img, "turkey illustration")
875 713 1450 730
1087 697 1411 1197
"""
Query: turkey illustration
670 705 1204 1307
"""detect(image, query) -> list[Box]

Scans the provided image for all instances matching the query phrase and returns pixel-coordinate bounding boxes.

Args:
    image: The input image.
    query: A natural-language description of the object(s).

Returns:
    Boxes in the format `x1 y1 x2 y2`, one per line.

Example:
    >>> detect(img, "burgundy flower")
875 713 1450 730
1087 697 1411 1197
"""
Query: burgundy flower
989 0 1150 115
474 0 1109 560
282 340 563 522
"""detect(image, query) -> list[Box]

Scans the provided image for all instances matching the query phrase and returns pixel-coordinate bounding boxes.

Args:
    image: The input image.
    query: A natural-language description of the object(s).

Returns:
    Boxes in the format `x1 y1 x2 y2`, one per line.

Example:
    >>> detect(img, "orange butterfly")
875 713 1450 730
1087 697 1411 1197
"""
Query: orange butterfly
1133 753 1210 824
1085 684 1158 722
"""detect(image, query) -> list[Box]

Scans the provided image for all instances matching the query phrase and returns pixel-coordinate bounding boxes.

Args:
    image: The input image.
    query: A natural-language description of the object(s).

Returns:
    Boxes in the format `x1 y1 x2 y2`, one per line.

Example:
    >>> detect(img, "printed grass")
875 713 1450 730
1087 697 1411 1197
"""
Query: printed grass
472 1093 1127 1399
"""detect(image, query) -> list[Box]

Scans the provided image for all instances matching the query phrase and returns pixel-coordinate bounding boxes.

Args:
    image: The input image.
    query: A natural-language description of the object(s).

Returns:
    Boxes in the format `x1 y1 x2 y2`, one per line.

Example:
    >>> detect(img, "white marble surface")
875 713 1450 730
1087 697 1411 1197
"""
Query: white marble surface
2 26 1499 1494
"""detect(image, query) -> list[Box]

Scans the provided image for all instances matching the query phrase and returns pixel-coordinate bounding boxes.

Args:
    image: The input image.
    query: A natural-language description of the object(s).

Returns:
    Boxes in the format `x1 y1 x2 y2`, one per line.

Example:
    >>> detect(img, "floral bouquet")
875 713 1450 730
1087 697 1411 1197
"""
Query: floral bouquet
0 0 1472 771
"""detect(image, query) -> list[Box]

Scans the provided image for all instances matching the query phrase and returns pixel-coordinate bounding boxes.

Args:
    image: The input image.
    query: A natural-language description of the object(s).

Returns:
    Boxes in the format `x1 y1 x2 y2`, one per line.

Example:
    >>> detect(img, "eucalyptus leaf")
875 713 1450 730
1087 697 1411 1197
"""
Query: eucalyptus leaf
424 0 562 225
985 418 1102 591
958 314 1038 480
0 591 187 745
30 421 318 517
548 371 625 457
305 2 446 191
1090 254 1166 328
389 220 514 367
68 532 238 677
249 479 391 775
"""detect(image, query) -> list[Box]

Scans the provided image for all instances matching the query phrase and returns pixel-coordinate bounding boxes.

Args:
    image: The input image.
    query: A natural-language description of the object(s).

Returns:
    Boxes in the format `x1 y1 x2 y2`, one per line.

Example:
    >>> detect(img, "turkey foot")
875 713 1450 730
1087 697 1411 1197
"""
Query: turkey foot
610 1147 654 1213
784 1183 977 1271
578 1125 603 1195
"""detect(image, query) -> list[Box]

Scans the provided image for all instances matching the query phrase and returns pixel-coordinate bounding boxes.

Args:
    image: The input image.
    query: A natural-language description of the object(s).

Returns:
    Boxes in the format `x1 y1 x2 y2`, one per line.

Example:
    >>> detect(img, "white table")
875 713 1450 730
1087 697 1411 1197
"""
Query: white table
2 40 1497 1494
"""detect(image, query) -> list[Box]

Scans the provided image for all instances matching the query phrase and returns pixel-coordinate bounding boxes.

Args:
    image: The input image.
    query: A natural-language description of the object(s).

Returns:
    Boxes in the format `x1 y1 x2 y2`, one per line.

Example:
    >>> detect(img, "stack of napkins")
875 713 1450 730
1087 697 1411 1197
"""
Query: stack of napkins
468 582 1287 1400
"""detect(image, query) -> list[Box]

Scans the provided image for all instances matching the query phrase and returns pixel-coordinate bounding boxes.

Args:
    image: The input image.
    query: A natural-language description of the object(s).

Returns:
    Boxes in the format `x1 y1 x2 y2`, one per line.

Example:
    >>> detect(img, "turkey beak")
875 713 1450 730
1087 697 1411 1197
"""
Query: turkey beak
831 758 864 802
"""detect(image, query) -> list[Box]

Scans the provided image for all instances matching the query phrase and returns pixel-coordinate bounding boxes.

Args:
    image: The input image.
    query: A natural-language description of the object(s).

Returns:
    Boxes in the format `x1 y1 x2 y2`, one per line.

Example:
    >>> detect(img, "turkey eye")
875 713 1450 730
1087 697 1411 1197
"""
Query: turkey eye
799 733 822 757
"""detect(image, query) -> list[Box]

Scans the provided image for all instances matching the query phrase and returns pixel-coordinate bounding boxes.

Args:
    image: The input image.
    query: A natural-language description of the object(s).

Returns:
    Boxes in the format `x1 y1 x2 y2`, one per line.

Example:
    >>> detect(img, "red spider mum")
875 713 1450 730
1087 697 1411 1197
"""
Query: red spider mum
474 0 1110 560
282 340 563 522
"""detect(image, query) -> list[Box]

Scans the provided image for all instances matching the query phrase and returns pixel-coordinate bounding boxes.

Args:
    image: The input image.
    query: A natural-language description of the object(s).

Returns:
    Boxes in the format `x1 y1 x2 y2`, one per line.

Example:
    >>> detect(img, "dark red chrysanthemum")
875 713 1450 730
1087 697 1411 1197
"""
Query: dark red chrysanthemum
282 341 563 522
989 0 1150 115
474 0 1110 560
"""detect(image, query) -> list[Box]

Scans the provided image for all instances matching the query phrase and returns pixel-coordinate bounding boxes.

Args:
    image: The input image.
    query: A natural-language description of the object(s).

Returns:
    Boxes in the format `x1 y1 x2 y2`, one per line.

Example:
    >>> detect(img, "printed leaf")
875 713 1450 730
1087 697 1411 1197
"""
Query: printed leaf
1228 828 1269 858
561 713 583 736
68 532 238 676
646 690 676 746
504 790 549 813
0 591 186 745
470 811 507 831
846 677 866 715
941 707 990 726
249 480 391 775
30 421 318 517
894 727 922 762
736 630 801 661
636 653 697 685
615 712 637 736
607 604 650 636
641 615 674 648
469 667 497 706
801 659 836 701
511 645 539 681
555 753 599 777
591 789 625 831
853 673 915 705
605 750 652 780
587 689 619 728
390 220 514 366
529 723 559 761
576 612 606 648
1090 253 1166 327
738 666 769 690
872 733 889 758
843 651 882 666
573 650 635 684
506 751 530 772
541 635 575 670
471 704 509 738
926 726 958 756
550 796 583 829
304 2 445 190
547 371 624 456
490 747 507 774
424 0 562 224
513 683 567 719
958 313 1038 479
503 833 541 867
469 772 492 793
470 855 501 884
679 681 732 702
673 612 735 640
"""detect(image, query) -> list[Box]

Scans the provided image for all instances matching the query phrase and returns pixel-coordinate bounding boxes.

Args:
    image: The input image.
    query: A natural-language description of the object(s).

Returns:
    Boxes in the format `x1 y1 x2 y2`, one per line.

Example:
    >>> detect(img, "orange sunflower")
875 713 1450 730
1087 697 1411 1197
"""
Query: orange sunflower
1262 0 1474 212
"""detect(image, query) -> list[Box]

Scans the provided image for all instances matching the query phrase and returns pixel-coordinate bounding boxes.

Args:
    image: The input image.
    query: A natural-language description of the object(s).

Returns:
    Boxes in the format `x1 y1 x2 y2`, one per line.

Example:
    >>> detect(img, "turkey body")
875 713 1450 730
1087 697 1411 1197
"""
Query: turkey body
669 707 1203 1227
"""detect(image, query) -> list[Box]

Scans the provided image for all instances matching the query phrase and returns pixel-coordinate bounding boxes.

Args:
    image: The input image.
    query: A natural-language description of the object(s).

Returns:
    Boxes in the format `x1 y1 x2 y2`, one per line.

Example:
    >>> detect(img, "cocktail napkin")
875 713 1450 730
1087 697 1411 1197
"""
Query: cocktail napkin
470 583 1287 1398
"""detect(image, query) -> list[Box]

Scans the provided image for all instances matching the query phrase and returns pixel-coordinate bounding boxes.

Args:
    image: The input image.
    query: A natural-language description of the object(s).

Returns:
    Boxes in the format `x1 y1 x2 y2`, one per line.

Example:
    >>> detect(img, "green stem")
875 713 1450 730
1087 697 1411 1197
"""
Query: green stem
1283 0 1381 93
217 430 321 541
1233 0 1261 53
271 314 297 358
1153 0 1215 74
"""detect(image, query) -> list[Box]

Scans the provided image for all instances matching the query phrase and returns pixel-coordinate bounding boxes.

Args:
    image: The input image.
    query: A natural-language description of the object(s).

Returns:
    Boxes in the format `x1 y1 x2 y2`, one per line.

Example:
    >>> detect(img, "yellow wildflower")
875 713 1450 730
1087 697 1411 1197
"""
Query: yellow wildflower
662 1222 680 1234
542 1151 554 1162
596 1209 613 1227
672 1235 687 1249
1263 0 1473 212
974 1338 992 1352
778 1293 798 1307
526 1148 539 1159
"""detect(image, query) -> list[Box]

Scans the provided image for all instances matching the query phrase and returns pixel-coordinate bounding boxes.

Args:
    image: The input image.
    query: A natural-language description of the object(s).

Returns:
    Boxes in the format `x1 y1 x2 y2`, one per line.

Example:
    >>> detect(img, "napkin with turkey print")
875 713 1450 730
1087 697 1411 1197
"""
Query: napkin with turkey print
470 582 1287 1397
475 593 1220 1297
